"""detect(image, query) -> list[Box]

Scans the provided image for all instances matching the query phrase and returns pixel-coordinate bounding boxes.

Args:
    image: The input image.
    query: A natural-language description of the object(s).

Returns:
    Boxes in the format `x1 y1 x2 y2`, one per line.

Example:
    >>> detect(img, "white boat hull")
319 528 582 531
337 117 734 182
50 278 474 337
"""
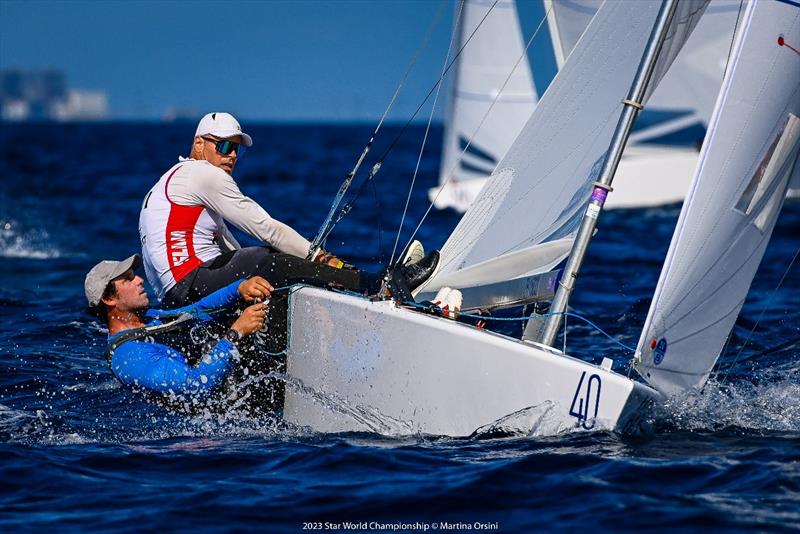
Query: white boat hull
283 286 661 437
604 144 700 208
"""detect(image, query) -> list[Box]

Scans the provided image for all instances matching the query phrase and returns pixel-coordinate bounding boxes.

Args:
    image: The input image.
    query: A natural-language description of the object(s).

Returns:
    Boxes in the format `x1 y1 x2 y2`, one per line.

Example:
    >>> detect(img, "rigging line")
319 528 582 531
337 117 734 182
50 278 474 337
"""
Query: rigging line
723 0 746 83
390 0 465 266
309 0 449 255
371 293 637 352
322 0 501 250
402 3 553 259
372 0 500 166
187 284 301 318
324 286 636 353
718 241 800 384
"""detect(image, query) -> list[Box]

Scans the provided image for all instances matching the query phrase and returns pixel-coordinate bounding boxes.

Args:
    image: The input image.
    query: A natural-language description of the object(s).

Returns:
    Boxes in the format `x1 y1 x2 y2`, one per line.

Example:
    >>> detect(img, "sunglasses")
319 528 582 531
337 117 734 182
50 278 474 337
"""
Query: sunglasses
202 136 244 156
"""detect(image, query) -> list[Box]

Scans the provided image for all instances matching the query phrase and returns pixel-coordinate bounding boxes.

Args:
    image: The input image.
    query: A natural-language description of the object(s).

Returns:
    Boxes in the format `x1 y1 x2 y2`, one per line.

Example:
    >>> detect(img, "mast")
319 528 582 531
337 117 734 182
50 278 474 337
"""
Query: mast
524 0 681 346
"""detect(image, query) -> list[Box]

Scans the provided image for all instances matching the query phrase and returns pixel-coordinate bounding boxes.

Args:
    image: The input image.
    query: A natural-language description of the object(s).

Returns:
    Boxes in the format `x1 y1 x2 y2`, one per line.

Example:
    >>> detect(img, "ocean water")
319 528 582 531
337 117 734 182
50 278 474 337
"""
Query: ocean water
1 122 799 532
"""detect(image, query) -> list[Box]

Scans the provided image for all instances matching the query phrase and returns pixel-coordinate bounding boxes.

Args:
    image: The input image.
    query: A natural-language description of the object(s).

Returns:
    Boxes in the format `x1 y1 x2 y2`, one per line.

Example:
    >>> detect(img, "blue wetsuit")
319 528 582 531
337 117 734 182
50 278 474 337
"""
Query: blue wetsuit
107 279 245 398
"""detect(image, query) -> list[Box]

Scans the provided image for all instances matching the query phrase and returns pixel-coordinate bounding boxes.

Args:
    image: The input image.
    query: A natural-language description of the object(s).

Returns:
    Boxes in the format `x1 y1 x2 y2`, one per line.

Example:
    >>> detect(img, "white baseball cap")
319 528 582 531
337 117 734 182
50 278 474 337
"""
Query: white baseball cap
195 112 253 147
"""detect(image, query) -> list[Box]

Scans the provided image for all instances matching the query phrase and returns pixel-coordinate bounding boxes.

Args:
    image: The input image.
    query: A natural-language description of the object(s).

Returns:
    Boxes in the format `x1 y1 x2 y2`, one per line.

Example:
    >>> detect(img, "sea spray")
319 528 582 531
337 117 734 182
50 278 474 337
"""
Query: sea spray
653 369 800 433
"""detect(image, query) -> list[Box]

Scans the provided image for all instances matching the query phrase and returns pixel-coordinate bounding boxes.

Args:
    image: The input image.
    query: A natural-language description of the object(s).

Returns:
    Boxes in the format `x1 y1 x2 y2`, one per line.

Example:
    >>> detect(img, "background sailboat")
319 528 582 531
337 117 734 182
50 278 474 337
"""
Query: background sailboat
430 0 538 212
419 0 711 298
432 0 798 211
546 0 741 209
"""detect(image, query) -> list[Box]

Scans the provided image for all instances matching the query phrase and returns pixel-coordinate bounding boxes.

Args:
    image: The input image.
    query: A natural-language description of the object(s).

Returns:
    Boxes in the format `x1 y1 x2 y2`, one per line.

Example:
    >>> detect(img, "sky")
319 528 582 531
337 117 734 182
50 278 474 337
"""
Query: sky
0 0 557 122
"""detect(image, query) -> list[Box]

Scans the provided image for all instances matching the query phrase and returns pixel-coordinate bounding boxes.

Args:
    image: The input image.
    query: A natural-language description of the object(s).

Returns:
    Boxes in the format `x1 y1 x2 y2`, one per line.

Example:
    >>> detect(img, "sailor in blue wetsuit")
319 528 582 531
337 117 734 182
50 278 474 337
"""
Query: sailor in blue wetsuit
84 254 274 411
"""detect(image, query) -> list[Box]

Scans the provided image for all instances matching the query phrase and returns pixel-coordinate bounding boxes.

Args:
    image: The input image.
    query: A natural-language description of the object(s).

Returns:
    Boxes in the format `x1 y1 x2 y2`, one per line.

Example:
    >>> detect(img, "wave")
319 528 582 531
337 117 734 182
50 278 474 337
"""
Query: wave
0 218 64 259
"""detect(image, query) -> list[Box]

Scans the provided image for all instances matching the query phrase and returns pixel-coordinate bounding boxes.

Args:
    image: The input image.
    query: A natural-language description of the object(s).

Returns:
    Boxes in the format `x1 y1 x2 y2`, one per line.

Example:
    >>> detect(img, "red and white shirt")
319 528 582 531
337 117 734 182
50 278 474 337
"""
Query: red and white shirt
139 158 311 300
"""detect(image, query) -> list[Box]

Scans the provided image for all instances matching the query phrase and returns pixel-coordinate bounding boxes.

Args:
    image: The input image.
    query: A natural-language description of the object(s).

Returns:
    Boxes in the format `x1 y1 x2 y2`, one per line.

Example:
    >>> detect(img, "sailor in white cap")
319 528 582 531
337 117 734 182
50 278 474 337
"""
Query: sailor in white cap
140 112 349 307
138 111 440 312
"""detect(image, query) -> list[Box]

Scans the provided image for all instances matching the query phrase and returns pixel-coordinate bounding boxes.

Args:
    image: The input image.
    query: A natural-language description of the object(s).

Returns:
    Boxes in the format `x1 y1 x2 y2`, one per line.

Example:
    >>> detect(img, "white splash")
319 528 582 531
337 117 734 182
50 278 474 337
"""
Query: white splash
656 370 800 433
0 219 63 259
471 401 576 439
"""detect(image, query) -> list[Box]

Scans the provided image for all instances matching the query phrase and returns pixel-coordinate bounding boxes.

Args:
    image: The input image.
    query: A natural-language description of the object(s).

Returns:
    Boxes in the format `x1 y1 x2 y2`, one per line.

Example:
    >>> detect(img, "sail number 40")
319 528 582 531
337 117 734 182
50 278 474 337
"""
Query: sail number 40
569 371 602 430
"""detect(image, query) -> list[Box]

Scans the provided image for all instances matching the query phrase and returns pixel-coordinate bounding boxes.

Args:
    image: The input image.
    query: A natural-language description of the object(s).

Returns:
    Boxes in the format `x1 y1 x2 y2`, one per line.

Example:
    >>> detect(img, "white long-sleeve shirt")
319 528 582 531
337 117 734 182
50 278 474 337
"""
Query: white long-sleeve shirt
139 158 311 299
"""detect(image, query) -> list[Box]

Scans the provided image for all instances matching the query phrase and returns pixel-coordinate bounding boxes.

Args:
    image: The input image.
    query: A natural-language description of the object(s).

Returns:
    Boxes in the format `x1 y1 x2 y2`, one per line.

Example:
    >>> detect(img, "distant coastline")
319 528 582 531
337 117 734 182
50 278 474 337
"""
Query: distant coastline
1 68 107 122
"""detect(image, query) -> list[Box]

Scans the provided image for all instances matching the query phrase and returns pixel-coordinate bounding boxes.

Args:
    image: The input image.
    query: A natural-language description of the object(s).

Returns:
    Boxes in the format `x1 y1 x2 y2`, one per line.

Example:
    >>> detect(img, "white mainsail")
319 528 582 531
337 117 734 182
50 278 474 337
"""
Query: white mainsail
431 0 538 211
421 0 708 293
635 0 800 395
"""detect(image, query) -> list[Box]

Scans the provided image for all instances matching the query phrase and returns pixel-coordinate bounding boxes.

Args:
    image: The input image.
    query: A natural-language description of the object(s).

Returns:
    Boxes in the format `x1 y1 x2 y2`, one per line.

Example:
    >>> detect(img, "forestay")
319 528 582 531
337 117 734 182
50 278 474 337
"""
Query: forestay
438 0 537 187
420 0 708 294
546 0 739 141
635 0 800 395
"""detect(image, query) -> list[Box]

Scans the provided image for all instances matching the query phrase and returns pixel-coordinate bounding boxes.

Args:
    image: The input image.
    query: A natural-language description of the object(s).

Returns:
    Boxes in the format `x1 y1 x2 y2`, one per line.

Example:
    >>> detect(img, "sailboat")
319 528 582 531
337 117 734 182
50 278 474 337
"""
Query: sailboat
431 0 763 212
282 0 799 437
429 0 538 212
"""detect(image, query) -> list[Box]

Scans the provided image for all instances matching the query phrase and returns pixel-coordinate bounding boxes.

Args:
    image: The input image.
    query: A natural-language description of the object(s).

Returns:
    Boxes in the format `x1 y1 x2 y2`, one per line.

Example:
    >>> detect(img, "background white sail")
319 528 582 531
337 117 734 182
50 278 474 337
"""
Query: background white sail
635 0 800 395
546 0 740 140
431 0 538 211
545 0 598 69
421 0 709 293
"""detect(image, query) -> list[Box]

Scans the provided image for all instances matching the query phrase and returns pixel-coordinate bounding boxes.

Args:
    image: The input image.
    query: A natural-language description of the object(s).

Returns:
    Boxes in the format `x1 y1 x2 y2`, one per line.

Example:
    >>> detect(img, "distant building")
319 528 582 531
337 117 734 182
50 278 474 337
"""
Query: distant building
51 90 109 121
0 68 108 122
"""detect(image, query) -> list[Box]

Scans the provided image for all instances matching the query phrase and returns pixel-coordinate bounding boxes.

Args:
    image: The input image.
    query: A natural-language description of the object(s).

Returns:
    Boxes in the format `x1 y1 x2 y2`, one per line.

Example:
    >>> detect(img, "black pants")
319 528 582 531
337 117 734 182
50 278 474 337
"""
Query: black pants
163 247 364 306
163 247 367 416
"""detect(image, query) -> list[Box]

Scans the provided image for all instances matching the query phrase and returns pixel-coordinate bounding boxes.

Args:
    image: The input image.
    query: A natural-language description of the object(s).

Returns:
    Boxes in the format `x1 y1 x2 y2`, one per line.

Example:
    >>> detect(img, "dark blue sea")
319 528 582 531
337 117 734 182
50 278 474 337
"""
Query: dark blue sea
1 122 798 532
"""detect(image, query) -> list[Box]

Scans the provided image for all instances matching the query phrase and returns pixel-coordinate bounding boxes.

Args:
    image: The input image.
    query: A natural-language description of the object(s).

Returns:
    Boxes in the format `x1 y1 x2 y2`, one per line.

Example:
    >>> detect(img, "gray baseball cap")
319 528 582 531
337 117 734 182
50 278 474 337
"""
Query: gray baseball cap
84 254 142 307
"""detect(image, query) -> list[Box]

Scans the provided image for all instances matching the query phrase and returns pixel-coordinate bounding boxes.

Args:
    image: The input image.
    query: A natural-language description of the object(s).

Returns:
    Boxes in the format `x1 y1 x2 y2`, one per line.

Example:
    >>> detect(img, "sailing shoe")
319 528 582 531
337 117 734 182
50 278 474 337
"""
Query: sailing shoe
432 287 462 319
400 250 439 292
386 250 440 302
401 240 425 266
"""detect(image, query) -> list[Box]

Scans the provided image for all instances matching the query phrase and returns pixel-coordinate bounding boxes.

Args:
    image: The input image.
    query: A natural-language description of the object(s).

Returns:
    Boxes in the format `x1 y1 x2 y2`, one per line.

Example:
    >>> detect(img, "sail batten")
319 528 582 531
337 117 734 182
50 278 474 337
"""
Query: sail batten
634 0 800 395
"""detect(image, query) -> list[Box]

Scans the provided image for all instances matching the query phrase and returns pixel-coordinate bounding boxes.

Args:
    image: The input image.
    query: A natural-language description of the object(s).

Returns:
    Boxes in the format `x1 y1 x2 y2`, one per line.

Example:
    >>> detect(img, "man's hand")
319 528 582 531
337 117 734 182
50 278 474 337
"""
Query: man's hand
238 276 273 302
230 302 268 337
314 250 344 269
